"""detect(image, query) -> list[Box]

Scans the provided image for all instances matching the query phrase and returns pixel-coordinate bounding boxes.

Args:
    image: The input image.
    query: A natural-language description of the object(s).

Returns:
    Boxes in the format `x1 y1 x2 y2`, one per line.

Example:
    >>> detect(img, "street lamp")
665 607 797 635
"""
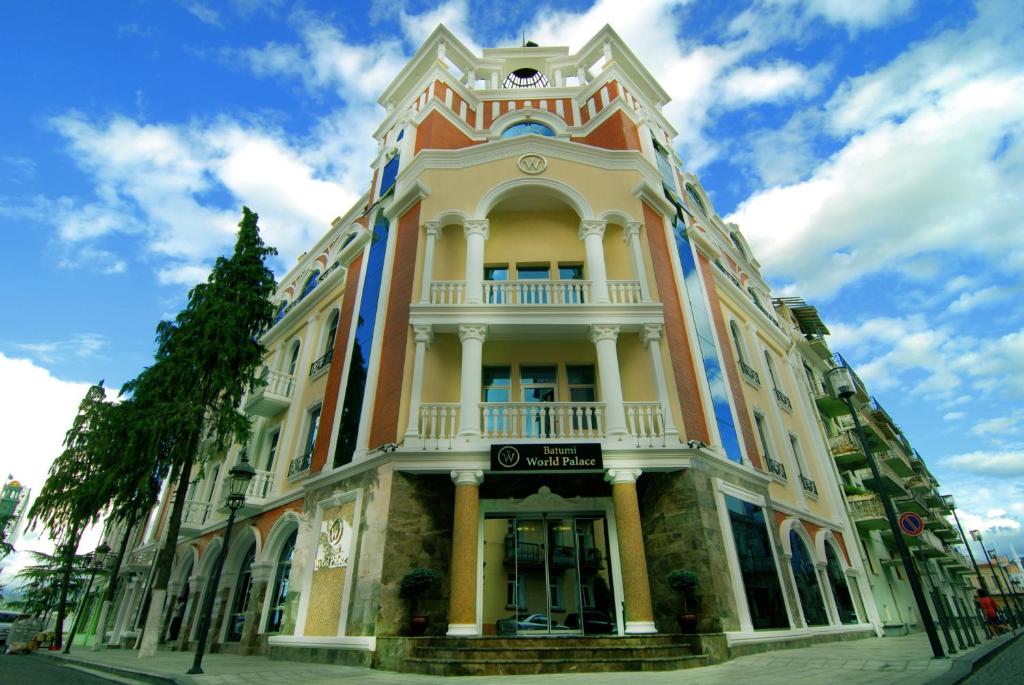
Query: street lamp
983 540 1023 629
187 453 255 675
826 366 945 658
63 542 111 654
944 495 993 638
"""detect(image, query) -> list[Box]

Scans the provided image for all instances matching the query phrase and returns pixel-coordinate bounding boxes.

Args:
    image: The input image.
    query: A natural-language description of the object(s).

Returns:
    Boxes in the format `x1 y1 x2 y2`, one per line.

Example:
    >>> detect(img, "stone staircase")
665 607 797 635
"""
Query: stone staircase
395 635 708 676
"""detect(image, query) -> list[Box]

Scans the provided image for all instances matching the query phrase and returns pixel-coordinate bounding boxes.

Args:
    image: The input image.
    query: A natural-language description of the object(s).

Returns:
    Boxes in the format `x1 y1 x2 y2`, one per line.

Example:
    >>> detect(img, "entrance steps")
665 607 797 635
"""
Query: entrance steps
397 635 708 676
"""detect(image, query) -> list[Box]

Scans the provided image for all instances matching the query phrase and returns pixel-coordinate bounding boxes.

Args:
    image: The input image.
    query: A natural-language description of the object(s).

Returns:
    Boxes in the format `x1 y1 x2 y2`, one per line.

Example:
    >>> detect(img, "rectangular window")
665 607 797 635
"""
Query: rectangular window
789 434 806 477
558 263 585 303
304 405 322 456
521 365 556 437
485 265 509 304
549 576 563 611
206 465 220 502
379 154 399 197
483 366 512 434
485 265 509 280
517 264 551 304
516 264 550 280
754 413 772 459
567 364 596 431
724 494 790 629
265 430 280 472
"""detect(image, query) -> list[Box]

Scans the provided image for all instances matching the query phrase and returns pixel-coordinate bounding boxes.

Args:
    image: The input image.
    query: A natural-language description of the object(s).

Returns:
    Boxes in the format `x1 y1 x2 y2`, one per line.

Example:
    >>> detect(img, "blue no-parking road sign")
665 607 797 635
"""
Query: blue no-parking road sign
899 511 925 537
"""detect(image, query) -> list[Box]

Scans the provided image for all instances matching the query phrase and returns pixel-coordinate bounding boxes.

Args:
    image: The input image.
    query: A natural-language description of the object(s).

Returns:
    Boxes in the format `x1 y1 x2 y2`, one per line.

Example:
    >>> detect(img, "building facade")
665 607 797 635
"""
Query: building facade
96 25 982 673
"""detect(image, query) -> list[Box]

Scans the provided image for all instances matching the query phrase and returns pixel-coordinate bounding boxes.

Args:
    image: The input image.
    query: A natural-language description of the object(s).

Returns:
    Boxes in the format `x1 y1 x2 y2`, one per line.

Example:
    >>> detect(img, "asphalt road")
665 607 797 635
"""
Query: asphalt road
965 636 1024 684
0 653 132 684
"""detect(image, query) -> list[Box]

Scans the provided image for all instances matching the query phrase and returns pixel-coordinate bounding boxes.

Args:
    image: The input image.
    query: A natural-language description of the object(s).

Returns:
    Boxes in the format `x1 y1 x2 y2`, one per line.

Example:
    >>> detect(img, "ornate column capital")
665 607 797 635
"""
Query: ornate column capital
451 470 484 487
640 323 663 346
413 324 434 347
622 222 642 243
578 219 607 241
424 221 442 238
605 468 642 485
457 323 487 344
463 219 490 239
589 324 620 344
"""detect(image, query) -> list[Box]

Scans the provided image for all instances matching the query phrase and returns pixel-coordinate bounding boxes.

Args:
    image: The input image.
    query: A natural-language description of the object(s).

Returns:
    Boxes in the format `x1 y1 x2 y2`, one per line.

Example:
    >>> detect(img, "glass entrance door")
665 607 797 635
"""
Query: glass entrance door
486 515 615 636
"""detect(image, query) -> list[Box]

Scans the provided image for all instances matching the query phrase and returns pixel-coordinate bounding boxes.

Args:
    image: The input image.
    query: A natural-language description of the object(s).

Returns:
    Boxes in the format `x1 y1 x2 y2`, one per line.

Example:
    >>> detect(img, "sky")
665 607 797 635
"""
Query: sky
1 0 1023 587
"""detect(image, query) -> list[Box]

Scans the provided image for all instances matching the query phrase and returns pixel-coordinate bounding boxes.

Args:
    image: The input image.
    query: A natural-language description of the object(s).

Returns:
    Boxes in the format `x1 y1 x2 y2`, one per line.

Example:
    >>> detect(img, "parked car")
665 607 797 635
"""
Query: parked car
564 610 615 634
495 613 570 634
0 611 30 646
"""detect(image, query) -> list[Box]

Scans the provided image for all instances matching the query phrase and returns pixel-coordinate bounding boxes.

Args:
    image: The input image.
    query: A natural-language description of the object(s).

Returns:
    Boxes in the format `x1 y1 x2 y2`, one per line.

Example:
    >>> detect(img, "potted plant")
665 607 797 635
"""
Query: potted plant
666 570 699 633
399 568 442 636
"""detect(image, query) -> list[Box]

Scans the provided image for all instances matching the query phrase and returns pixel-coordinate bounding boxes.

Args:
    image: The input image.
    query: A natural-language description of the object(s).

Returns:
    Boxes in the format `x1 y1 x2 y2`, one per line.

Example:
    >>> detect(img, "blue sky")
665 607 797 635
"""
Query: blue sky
1 0 1023 576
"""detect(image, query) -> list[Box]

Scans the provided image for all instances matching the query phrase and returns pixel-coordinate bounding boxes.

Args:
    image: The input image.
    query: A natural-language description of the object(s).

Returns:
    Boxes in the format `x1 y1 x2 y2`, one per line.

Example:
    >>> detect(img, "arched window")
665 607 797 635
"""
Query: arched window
287 340 301 376
274 301 288 324
825 542 858 624
764 350 780 390
685 184 707 216
265 529 297 633
730 232 748 259
729 321 747 364
300 271 320 300
789 530 828 626
324 310 340 356
501 121 555 138
226 542 256 641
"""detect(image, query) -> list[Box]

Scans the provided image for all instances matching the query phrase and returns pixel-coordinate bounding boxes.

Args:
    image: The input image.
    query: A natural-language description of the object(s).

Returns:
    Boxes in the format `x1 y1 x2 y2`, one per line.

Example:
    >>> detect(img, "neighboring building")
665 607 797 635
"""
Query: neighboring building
102 25 981 674
0 479 30 552
976 554 1024 616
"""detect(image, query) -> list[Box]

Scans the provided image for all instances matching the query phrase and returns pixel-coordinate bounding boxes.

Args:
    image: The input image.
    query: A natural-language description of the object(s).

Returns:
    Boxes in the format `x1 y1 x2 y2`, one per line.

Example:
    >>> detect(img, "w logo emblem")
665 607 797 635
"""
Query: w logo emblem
517 154 548 175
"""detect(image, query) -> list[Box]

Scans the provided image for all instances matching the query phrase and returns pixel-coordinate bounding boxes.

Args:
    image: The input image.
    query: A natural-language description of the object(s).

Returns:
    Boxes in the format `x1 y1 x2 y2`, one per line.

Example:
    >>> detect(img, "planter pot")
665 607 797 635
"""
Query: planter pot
409 615 429 636
676 612 698 633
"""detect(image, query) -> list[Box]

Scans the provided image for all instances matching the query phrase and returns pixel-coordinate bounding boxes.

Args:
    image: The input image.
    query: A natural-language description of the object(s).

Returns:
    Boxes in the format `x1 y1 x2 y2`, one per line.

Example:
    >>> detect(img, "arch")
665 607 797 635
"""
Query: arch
171 546 198 586
684 182 709 216
260 510 302 565
598 209 638 227
427 208 470 229
196 536 223 579
814 528 847 565
222 524 262 576
779 517 815 558
490 108 568 139
728 319 748 365
475 177 594 221
787 526 829 627
500 121 555 138
300 270 320 299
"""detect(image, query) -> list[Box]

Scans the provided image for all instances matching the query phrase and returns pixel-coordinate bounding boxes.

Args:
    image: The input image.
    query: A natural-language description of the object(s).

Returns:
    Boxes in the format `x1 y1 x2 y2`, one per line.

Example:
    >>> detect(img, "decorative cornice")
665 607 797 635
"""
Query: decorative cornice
412 324 434 347
589 324 620 344
457 323 487 343
463 219 490 239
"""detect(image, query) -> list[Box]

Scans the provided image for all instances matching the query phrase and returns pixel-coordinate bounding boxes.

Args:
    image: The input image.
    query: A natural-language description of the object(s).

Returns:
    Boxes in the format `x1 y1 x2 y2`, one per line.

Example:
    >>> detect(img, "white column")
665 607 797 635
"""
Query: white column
463 220 489 305
579 220 610 304
419 222 441 304
641 324 678 438
590 325 627 438
457 324 487 439
623 222 651 302
404 325 434 440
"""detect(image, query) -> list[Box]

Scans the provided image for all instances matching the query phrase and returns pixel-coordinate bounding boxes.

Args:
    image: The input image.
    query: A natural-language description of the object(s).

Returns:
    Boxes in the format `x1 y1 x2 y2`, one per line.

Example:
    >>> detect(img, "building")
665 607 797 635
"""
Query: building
97 25 982 673
0 479 30 552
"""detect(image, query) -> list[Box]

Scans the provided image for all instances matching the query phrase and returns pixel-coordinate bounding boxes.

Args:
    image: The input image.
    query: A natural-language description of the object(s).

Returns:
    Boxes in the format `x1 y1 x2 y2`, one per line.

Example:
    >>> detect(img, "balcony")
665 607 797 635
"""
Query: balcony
832 353 870 402
739 361 760 387
847 493 889 531
180 499 211 534
862 455 909 497
288 450 313 479
244 369 295 418
416 403 461 450
126 543 157 571
774 388 793 412
217 469 275 514
309 349 332 379
827 430 869 471
812 389 849 419
481 402 605 440
624 402 667 447
885 527 945 556
428 279 644 306
800 475 819 497
764 455 787 480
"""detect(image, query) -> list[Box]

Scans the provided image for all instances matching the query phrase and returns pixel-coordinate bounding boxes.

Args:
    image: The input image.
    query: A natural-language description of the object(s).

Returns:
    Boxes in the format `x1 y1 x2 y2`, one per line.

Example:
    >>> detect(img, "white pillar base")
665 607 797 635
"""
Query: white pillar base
446 623 479 636
624 620 658 634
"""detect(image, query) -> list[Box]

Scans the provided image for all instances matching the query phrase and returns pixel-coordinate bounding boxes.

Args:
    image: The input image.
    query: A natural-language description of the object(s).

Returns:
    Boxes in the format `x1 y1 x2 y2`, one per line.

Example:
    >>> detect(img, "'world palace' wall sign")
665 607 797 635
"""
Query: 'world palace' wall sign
490 443 603 472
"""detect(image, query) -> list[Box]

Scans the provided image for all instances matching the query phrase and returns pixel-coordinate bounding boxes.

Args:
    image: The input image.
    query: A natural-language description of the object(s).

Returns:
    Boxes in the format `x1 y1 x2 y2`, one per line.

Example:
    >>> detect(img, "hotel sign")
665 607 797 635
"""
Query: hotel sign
490 443 603 472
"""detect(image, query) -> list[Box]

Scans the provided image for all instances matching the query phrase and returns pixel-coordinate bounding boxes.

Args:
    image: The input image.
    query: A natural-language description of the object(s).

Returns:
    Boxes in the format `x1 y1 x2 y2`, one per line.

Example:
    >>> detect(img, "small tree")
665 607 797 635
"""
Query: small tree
666 570 699 613
399 568 442 617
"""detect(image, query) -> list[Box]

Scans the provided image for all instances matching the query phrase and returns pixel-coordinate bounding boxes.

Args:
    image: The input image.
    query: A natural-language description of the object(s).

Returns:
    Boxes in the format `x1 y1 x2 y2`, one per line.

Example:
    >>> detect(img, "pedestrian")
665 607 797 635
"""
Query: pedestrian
977 589 1005 635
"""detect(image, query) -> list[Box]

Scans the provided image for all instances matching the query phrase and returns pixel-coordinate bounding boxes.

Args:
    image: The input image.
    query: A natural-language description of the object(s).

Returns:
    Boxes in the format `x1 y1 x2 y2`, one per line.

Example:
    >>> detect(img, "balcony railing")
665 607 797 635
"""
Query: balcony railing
182 500 211 529
774 388 792 412
309 349 332 378
247 469 274 500
244 369 295 417
481 402 604 440
288 450 313 478
624 402 666 447
765 455 787 479
800 475 819 496
739 361 760 386
417 403 460 450
847 493 888 530
428 279 644 306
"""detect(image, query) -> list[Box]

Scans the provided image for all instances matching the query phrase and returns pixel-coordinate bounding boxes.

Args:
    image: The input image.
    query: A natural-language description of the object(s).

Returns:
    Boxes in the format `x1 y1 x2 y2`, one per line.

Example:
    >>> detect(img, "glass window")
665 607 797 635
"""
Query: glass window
557 264 585 304
790 531 829 626
274 301 288 324
729 321 747 364
226 543 256 641
652 139 676 189
520 366 556 402
517 264 550 304
300 271 320 300
304 405 321 456
567 365 596 402
686 184 708 216
287 341 301 376
501 121 555 138
789 434 806 478
516 264 550 280
379 154 399 197
265 430 280 473
485 265 509 304
482 366 511 403
265 530 297 633
825 543 858 624
324 310 340 355
724 495 789 629
485 265 509 281
754 413 772 460
558 264 583 280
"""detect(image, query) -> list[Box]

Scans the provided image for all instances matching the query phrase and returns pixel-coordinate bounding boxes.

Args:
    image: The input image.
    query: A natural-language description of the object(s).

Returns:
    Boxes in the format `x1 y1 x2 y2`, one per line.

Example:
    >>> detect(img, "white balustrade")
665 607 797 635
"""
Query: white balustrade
607 280 644 304
427 279 643 307
417 403 461 449
262 369 295 398
246 469 274 500
430 281 466 304
624 402 666 447
479 402 605 439
182 499 211 526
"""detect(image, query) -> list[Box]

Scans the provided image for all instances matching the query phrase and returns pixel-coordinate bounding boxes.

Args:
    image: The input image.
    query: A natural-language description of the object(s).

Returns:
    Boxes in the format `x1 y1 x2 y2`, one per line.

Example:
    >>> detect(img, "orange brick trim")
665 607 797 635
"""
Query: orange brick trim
414 110 483 153
571 109 641 151
180 497 305 556
368 201 422 447
310 254 364 475
641 202 709 443
698 252 761 471
832 530 852 566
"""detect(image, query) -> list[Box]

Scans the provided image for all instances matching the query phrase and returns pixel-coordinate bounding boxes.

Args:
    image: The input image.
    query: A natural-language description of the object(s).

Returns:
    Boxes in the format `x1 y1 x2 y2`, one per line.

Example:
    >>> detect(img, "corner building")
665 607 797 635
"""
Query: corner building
119 25 893 674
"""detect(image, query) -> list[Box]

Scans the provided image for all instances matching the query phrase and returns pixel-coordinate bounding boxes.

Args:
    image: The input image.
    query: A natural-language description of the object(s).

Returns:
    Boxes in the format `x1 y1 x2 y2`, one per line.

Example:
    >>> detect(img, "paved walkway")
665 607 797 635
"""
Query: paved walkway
40 631 1021 685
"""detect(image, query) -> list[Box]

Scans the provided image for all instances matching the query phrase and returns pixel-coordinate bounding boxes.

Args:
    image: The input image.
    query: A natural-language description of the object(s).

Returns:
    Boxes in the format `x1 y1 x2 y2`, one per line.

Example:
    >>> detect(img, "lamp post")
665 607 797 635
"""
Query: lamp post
187 454 255 675
986 542 1023 629
943 495 992 639
826 366 944 658
971 531 1019 630
63 543 111 654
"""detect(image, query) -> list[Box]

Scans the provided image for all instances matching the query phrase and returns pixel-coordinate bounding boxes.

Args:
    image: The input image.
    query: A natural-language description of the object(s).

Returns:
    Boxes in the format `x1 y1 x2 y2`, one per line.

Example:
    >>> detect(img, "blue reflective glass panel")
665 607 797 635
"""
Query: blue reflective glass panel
501 122 555 138
379 154 400 197
300 270 320 300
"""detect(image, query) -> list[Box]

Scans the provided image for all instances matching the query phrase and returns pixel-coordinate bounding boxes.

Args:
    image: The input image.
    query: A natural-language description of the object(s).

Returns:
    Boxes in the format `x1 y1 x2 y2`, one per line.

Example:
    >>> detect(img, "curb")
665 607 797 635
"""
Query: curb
45 652 185 685
925 630 1023 685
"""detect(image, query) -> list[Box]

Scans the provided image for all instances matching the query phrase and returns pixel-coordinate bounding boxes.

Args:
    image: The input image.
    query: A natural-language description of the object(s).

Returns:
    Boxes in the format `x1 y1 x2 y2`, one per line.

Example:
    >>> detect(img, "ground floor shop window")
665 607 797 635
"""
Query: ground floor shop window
825 543 858 624
789 530 829 626
265 529 297 633
226 543 256 641
724 494 789 629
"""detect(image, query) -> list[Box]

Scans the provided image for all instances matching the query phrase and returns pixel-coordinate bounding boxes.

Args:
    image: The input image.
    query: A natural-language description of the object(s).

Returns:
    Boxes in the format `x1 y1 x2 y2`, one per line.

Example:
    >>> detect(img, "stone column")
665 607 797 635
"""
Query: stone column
404 325 434 440
579 220 610 304
606 469 657 633
456 324 487 439
463 220 489 304
447 470 484 636
590 325 627 438
241 562 274 654
419 222 441 303
640 324 678 439
622 222 651 302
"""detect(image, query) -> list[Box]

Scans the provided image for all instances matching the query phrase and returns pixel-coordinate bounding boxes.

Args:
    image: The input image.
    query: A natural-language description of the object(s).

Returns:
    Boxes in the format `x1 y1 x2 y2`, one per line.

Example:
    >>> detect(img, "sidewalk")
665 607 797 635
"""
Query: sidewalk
40 631 1021 685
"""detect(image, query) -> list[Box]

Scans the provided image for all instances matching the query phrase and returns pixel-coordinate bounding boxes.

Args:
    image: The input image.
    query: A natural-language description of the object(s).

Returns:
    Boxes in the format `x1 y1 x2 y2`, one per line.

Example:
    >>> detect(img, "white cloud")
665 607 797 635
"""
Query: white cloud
970 415 1022 436
13 333 108 365
720 61 821 105
946 285 1013 314
945 450 1024 477
943 411 965 421
181 1 221 26
798 0 916 30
